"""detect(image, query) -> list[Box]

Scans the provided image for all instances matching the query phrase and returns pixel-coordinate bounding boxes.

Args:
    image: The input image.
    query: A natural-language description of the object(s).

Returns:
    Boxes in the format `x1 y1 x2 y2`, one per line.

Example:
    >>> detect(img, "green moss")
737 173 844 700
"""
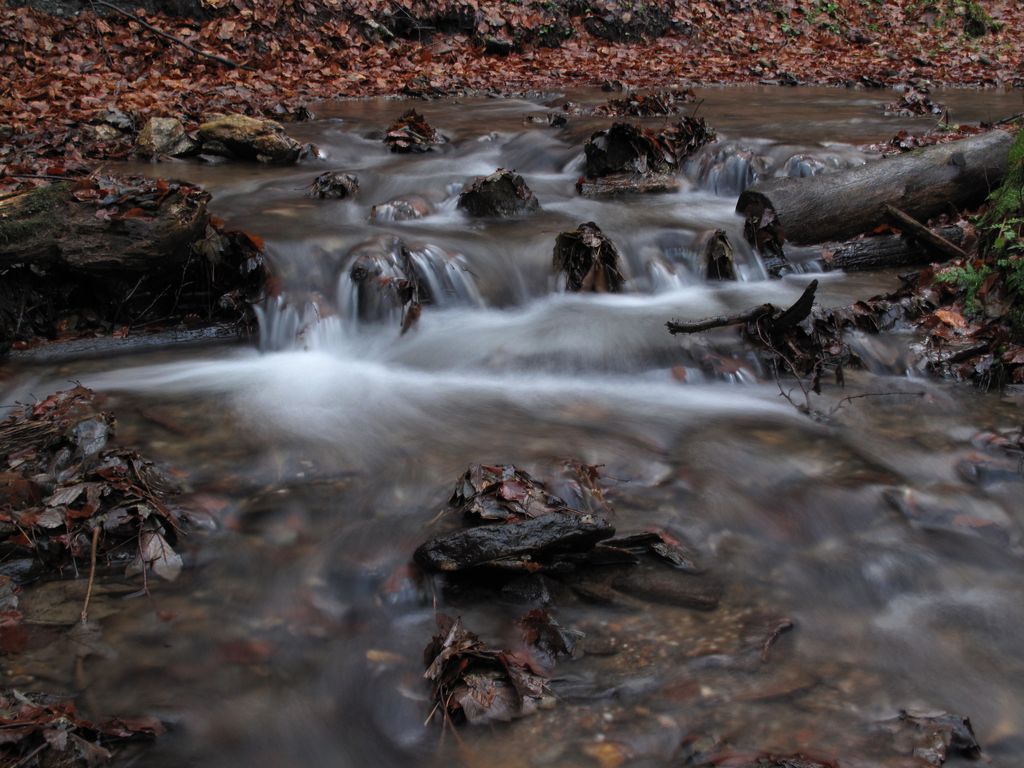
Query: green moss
984 128 1024 226
0 183 68 246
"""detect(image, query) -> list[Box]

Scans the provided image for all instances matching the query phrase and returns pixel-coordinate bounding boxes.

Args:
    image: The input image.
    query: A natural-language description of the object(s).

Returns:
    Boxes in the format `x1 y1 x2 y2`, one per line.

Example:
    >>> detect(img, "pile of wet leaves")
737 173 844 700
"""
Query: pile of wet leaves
0 386 188 586
414 462 726 725
864 124 993 155
596 87 697 116
553 221 625 293
423 610 578 725
883 84 945 116
577 118 716 197
384 109 444 153
0 688 163 768
911 258 1024 385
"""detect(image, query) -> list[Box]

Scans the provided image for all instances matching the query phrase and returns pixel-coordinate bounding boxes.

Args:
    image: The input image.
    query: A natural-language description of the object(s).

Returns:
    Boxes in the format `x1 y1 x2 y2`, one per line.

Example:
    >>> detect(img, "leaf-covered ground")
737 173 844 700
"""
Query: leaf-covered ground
2 0 1023 169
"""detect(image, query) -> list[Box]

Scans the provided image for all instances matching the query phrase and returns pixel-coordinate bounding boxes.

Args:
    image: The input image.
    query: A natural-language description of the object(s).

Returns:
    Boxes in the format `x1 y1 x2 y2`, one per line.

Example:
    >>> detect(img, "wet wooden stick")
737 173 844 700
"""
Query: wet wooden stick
666 304 773 335
761 618 794 662
80 526 100 623
884 204 969 262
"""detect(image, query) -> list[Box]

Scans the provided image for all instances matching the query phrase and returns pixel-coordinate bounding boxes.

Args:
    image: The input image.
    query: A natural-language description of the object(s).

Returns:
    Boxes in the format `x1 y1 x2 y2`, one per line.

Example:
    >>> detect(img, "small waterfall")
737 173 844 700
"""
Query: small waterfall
405 243 485 309
689 142 770 196
258 236 486 351
647 256 693 293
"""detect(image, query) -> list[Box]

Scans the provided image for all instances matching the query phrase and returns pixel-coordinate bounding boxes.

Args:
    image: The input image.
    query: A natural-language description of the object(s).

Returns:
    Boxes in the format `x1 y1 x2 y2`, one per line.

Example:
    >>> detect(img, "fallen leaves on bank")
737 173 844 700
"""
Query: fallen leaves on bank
3 0 1024 170
0 688 163 768
0 386 189 587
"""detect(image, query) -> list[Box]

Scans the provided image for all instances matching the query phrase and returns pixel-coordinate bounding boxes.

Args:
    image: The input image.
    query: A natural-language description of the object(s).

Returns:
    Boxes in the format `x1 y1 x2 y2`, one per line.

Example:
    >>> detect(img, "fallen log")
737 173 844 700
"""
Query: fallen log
0 177 265 348
736 129 1013 245
762 226 967 277
0 180 208 271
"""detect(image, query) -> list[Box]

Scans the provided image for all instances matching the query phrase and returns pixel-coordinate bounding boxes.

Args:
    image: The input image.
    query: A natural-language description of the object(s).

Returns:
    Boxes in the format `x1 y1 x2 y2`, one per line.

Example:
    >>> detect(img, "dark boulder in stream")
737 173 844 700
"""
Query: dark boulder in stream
416 513 616 572
457 168 540 217
584 124 673 176
553 222 625 292
414 464 719 610
307 171 359 199
578 118 715 197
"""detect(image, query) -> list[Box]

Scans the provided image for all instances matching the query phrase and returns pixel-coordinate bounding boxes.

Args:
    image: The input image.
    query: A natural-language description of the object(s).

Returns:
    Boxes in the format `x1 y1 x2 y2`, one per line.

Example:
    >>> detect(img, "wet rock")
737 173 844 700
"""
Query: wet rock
743 206 787 268
414 512 615 572
384 109 444 153
884 85 944 117
89 123 122 142
97 107 134 132
694 143 770 195
136 117 199 159
610 566 722 610
342 237 481 325
876 710 982 765
883 487 1018 547
457 168 540 217
369 195 433 223
344 236 422 323
577 119 713 197
553 222 625 293
583 122 677 180
307 171 359 200
197 114 303 164
602 531 704 573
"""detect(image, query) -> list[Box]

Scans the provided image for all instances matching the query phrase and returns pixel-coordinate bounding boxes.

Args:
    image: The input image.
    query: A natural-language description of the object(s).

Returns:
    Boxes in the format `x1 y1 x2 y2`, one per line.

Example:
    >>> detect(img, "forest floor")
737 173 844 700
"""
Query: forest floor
2 0 1024 172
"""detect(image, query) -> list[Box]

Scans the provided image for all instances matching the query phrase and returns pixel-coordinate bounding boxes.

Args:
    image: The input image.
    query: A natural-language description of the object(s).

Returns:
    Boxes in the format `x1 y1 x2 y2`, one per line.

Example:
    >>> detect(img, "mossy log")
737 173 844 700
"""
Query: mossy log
0 181 209 272
0 178 263 350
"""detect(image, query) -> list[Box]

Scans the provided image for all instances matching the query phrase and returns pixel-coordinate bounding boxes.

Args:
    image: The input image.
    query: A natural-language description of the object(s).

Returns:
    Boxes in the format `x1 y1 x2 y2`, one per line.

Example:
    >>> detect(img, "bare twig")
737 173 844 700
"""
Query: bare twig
827 390 925 417
80 526 100 622
91 0 251 70
884 204 969 261
761 618 794 662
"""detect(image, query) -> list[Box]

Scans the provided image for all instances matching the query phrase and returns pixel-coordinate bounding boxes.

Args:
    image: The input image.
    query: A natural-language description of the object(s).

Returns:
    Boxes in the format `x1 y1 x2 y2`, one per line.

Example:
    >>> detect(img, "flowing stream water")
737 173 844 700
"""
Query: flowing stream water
3 86 1024 767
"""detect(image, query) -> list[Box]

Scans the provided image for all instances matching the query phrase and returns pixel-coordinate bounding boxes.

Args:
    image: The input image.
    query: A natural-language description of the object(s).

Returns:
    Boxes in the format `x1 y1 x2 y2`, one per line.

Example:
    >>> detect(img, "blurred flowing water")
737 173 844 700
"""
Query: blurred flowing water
2 86 1024 767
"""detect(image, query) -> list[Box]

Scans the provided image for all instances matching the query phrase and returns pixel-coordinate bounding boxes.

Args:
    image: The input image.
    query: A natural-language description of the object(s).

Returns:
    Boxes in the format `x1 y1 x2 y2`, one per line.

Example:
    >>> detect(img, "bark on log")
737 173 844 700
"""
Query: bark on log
0 182 209 272
736 130 1013 245
0 178 264 349
825 224 966 271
